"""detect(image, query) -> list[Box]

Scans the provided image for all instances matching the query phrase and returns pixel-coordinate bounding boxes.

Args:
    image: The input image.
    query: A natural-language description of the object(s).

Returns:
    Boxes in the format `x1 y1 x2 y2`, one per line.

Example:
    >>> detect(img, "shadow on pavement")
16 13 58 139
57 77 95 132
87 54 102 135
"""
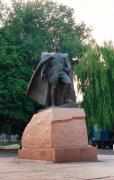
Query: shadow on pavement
97 149 114 155
0 150 17 158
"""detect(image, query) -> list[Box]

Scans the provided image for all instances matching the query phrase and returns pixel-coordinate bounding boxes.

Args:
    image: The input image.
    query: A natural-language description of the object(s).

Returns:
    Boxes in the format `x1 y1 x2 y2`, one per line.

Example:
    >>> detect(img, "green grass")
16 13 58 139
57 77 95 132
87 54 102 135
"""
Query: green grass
0 141 21 146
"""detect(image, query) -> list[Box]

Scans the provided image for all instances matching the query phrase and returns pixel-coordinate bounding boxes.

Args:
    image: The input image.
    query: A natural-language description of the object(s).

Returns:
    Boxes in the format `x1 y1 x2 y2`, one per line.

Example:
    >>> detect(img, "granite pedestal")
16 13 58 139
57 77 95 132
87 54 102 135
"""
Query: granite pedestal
18 107 97 162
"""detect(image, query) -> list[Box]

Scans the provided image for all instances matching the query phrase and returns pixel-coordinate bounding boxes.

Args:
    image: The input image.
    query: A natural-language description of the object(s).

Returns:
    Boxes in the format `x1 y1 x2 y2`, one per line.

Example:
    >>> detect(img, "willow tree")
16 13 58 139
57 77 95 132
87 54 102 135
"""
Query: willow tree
75 40 114 130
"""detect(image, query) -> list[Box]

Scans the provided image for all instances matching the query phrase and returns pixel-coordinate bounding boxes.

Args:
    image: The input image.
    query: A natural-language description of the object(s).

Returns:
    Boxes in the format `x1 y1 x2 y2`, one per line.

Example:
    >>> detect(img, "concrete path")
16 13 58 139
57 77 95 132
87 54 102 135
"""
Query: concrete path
0 149 114 180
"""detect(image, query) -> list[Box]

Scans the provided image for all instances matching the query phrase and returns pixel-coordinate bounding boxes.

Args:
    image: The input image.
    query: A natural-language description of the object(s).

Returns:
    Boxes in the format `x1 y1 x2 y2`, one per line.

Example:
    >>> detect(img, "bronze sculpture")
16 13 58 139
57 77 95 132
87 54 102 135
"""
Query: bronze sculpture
27 40 76 107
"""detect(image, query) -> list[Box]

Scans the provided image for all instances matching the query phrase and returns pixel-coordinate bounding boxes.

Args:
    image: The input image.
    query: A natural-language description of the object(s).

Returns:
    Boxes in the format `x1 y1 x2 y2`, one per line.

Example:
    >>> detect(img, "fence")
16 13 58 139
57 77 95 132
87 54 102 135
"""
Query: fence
0 133 19 142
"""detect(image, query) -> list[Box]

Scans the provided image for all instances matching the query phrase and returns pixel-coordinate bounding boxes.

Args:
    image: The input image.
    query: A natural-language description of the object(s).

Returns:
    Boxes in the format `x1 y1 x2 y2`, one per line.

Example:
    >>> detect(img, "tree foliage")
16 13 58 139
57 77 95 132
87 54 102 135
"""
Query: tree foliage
76 40 114 130
0 0 90 135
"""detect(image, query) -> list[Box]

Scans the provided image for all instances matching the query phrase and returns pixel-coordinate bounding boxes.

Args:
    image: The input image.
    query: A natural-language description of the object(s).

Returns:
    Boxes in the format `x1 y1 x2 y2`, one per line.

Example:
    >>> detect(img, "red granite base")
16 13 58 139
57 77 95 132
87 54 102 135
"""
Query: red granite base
18 146 97 163
18 108 98 162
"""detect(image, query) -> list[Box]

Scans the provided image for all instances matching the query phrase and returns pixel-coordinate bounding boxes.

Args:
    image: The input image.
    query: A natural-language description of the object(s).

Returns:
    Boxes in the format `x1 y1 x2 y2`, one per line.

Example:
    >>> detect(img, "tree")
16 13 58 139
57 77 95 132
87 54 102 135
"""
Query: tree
0 0 90 135
0 27 38 136
75 40 114 130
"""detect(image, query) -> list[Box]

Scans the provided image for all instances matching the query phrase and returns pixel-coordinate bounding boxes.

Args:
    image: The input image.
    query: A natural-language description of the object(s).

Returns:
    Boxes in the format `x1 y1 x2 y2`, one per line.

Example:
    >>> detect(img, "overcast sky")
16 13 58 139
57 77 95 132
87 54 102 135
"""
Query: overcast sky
4 0 114 44
53 0 114 45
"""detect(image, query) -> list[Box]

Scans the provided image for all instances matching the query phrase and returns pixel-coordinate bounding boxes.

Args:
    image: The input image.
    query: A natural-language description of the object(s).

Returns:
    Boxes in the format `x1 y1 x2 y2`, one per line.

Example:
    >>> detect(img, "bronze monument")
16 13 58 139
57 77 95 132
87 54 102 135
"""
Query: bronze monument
19 41 97 163
27 40 75 106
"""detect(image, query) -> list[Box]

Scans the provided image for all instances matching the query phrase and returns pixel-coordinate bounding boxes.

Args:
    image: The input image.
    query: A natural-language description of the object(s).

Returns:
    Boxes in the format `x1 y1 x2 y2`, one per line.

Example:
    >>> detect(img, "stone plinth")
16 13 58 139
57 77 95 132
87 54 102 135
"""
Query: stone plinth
18 107 97 162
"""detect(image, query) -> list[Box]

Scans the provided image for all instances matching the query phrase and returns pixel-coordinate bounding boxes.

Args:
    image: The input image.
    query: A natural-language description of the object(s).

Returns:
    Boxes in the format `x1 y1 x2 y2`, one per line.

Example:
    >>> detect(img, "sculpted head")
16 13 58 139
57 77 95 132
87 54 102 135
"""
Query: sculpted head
52 40 61 52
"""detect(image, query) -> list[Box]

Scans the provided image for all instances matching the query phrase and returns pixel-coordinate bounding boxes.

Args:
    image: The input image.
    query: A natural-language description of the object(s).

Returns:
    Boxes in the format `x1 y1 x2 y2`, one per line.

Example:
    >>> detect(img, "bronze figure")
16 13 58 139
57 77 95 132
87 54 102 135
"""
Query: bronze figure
27 40 76 106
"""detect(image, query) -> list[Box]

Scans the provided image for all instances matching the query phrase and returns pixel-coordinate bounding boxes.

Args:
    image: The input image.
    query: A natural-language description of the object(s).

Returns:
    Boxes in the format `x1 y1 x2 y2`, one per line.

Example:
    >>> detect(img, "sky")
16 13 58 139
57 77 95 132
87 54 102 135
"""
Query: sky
3 0 114 45
52 0 114 45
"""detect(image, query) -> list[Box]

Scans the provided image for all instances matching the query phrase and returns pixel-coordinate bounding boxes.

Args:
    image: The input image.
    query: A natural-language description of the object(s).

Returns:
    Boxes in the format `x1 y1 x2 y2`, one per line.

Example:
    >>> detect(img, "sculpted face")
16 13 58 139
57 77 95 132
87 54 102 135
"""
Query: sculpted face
53 41 60 52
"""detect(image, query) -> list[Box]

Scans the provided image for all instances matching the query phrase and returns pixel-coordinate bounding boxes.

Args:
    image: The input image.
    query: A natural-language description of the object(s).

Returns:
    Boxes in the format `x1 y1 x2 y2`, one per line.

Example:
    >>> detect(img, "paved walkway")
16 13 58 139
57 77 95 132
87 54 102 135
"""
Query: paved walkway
0 149 114 180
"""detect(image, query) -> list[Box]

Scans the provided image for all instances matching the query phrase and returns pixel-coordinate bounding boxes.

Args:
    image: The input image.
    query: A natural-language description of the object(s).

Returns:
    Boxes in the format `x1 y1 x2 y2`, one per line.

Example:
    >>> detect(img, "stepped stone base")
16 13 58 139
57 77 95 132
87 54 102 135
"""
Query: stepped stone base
18 107 97 162
18 146 97 163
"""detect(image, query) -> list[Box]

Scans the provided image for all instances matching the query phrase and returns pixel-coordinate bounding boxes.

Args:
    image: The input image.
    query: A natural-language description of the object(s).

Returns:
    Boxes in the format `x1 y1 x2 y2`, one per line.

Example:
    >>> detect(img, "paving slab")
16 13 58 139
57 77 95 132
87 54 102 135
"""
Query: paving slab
0 149 114 180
